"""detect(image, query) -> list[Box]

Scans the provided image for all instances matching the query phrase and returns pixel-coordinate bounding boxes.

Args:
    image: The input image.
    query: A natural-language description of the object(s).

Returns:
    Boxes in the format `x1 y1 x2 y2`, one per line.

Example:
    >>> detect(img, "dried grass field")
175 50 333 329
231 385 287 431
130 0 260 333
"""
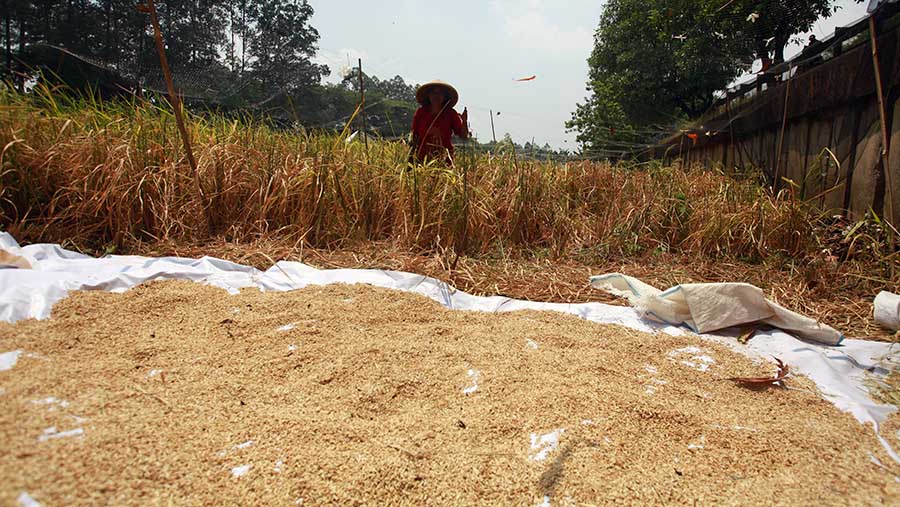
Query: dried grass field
1 85 897 341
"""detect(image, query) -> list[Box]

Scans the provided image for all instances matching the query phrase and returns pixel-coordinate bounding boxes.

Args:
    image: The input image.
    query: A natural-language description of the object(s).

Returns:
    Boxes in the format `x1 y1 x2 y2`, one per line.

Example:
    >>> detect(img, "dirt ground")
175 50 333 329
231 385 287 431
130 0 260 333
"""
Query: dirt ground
1 281 899 506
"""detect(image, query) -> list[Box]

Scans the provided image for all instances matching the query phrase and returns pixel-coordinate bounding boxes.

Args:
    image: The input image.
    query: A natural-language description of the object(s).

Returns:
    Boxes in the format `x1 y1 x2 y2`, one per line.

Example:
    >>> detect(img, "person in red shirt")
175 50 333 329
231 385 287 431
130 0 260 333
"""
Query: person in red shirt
410 80 469 165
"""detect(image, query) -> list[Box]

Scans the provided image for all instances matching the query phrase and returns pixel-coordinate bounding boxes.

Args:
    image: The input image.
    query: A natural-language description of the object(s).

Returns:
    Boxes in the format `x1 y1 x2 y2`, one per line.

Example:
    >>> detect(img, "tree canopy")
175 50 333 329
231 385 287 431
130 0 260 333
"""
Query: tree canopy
1 0 428 133
567 0 859 155
3 0 327 106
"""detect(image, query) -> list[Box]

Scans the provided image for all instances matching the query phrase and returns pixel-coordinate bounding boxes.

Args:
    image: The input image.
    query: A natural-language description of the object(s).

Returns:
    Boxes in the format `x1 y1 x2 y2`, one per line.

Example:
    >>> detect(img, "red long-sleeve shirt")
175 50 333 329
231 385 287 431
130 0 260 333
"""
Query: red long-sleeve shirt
411 107 465 162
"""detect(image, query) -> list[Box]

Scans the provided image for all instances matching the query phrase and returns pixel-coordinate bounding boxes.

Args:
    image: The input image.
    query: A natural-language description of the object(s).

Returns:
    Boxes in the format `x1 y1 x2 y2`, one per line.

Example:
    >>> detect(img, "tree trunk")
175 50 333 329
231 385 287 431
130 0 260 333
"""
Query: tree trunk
229 6 235 72
66 0 72 47
43 0 51 44
773 34 789 65
4 0 11 79
755 37 767 63
105 0 111 57
17 4 24 92
771 17 792 66
189 7 195 64
137 19 145 86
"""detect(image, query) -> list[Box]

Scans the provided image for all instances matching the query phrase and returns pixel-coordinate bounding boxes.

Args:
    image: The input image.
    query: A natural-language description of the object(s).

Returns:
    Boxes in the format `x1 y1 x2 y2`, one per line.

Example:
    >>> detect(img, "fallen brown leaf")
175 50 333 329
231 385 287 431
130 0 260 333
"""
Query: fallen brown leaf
727 357 789 385
738 325 759 344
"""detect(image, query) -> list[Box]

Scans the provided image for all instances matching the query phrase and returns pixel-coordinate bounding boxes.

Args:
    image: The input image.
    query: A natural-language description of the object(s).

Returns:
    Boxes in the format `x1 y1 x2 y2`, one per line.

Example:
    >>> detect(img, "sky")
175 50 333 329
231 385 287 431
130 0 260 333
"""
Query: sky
309 0 870 150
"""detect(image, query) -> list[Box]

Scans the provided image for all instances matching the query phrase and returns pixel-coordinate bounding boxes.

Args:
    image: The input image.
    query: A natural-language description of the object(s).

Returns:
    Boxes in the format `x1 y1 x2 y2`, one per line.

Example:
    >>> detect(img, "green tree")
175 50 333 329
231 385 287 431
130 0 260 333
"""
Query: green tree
726 0 846 64
0 0 421 134
340 68 418 103
568 0 860 153
378 75 417 102
245 0 326 93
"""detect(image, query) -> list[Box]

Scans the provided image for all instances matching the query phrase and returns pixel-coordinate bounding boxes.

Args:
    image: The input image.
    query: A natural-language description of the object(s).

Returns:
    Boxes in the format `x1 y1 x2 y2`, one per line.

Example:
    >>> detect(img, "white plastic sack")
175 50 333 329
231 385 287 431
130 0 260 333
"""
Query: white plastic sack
874 291 900 331
591 273 843 345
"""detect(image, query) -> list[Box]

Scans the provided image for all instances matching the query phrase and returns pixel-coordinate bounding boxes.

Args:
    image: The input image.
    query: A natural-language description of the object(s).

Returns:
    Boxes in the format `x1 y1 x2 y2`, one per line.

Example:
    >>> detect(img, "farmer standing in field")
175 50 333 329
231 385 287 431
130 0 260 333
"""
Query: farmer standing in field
410 80 469 165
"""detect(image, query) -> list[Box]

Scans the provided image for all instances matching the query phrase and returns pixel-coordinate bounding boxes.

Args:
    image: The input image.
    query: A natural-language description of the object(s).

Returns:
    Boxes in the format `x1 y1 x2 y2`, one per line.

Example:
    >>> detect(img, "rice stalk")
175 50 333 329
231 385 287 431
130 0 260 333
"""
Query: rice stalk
0 86 891 281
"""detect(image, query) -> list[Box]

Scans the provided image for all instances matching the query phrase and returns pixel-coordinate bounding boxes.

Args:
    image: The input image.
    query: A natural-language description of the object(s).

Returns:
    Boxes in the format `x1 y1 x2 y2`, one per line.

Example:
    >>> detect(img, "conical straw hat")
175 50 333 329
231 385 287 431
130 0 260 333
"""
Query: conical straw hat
415 80 459 108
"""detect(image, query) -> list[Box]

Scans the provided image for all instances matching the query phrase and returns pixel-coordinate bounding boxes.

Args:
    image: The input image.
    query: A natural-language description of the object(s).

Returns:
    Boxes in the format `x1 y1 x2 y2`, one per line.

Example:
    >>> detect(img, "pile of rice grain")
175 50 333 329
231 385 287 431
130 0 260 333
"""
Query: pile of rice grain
1 281 898 506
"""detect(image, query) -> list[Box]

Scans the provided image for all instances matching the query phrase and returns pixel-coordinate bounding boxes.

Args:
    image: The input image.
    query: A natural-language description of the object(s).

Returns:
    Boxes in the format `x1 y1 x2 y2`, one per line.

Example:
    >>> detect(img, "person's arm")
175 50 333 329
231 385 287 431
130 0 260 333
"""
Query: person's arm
453 108 469 139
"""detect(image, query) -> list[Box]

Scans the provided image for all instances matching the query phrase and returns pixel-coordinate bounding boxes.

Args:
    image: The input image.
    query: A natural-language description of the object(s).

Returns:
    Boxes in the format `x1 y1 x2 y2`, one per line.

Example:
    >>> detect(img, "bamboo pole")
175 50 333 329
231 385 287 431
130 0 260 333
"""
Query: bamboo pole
490 109 497 143
138 0 211 233
725 90 746 174
774 73 792 187
358 58 368 156
869 16 895 276
459 115 470 258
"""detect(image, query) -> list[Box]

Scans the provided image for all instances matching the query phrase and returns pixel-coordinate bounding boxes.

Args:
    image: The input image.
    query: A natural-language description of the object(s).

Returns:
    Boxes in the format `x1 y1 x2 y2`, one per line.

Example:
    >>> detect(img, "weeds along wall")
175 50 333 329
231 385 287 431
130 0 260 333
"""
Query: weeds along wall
654 9 900 225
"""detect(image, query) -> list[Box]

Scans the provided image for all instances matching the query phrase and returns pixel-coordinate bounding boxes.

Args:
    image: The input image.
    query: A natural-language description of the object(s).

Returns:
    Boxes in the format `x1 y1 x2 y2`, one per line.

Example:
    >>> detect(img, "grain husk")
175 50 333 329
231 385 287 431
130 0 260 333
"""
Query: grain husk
1 281 897 506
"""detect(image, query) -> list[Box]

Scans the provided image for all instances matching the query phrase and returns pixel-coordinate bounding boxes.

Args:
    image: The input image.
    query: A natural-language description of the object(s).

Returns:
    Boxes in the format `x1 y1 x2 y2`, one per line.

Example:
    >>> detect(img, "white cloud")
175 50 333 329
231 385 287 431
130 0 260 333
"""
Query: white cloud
492 0 545 10
490 1 593 56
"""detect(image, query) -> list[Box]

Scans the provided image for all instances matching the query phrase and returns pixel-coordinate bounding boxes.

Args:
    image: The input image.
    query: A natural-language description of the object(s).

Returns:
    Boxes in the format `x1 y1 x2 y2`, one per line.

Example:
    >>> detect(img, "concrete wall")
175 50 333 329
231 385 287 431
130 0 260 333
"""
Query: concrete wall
657 16 899 221
675 95 896 219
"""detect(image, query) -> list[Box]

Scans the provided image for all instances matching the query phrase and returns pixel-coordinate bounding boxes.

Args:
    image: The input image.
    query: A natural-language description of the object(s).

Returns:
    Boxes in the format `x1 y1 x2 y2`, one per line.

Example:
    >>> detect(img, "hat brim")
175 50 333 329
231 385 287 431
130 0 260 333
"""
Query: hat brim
416 81 459 108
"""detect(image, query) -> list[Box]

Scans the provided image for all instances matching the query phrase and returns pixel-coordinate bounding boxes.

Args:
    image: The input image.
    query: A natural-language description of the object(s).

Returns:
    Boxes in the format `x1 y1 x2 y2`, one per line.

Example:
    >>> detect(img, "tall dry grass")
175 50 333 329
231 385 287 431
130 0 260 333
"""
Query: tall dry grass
0 84 830 263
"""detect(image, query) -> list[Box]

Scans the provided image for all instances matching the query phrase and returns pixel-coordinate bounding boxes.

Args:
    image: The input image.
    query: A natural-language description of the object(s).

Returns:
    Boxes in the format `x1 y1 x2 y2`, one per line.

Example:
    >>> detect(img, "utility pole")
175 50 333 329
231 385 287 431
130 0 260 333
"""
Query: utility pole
489 109 497 143
358 58 369 155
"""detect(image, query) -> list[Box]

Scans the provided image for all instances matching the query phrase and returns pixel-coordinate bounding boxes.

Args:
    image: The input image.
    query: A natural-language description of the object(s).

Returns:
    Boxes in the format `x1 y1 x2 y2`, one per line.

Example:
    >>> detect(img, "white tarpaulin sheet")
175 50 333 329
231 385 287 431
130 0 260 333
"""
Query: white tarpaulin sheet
1 232 899 462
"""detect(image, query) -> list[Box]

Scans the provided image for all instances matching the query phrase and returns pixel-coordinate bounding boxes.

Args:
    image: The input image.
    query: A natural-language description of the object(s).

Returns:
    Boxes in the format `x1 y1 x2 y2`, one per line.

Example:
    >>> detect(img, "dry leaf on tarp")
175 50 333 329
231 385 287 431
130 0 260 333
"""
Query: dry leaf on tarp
738 324 759 344
727 357 789 385
0 250 31 269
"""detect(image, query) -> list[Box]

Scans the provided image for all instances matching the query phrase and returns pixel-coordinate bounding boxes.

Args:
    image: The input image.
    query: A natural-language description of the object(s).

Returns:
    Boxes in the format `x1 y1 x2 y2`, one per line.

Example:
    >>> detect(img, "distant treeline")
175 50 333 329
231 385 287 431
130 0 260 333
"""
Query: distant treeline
2 0 419 131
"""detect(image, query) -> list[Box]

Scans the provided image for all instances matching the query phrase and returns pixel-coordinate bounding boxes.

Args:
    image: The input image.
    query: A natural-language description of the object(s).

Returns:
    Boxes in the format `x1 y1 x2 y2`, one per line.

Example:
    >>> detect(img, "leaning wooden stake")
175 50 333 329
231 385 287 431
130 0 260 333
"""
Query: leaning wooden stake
869 15 895 279
138 0 211 233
